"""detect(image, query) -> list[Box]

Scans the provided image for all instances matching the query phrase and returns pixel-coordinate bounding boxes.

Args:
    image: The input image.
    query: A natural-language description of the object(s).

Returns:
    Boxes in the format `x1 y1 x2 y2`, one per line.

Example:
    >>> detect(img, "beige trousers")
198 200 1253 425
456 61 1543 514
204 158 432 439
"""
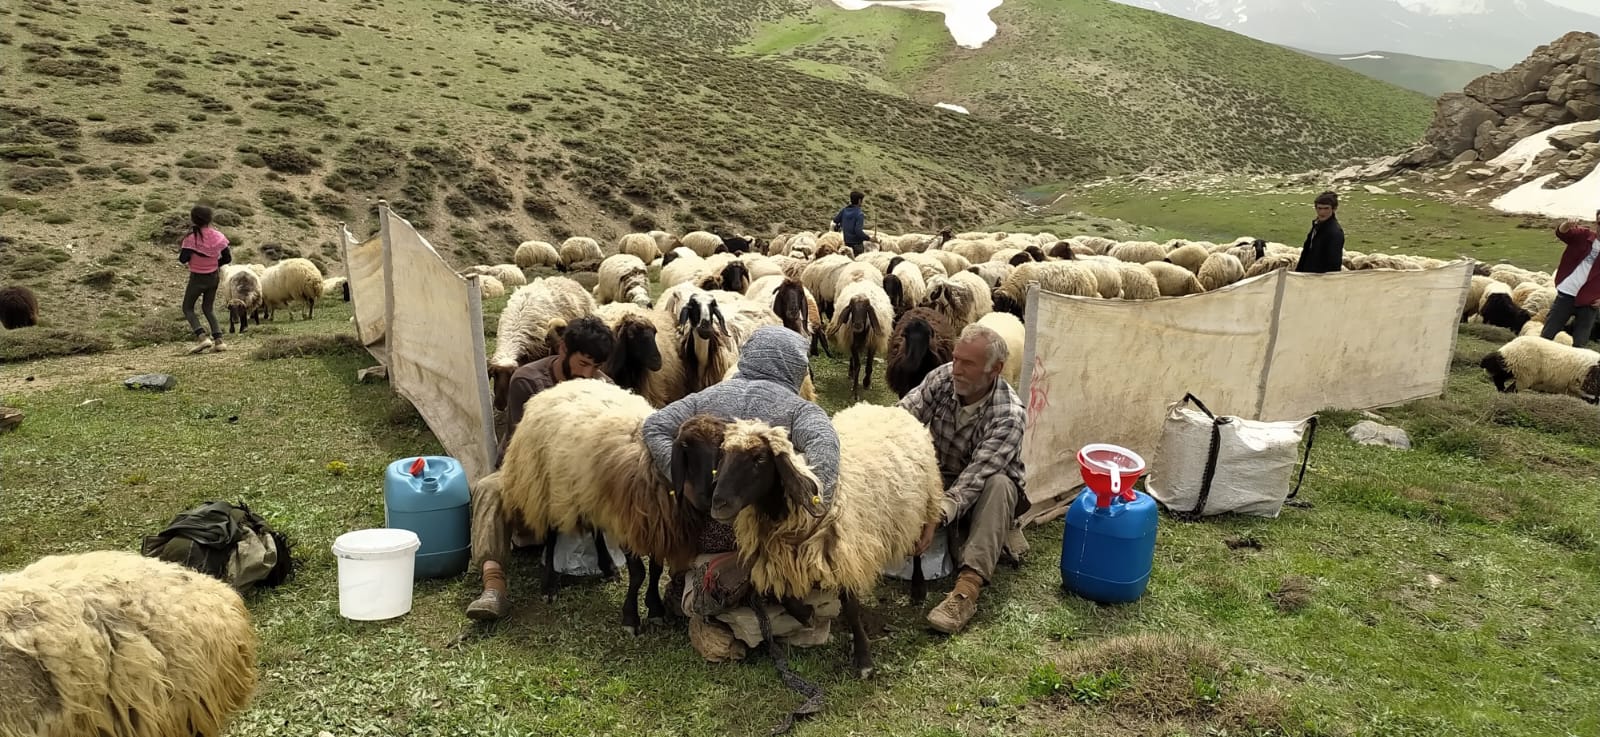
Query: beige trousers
950 474 1020 582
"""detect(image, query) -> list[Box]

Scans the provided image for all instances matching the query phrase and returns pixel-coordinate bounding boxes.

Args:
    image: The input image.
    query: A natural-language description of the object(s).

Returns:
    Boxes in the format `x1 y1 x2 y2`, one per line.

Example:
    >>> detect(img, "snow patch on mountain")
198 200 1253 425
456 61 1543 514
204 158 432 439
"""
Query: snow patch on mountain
831 0 1004 49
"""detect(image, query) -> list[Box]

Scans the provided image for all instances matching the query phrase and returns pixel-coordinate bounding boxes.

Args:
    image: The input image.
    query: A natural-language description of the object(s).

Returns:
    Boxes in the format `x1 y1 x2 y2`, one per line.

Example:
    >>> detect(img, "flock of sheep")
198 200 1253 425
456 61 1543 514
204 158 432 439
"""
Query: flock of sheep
7 224 1600 737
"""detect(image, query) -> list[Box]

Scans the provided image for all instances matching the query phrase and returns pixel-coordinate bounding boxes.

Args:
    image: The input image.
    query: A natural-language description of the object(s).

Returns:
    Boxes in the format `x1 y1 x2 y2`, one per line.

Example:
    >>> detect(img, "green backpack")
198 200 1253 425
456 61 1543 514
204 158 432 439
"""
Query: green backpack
141 500 294 592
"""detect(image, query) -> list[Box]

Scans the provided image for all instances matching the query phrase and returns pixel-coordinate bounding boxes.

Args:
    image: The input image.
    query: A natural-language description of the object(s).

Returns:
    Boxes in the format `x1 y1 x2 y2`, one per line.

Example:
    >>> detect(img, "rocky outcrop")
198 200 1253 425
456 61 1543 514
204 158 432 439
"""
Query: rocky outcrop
1411 31 1598 164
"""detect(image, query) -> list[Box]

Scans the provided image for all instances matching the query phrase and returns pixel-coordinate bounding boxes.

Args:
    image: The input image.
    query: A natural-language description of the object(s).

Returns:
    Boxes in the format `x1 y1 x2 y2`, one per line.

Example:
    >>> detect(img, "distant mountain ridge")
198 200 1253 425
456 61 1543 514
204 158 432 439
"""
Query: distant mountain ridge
1113 0 1600 67
1293 48 1500 95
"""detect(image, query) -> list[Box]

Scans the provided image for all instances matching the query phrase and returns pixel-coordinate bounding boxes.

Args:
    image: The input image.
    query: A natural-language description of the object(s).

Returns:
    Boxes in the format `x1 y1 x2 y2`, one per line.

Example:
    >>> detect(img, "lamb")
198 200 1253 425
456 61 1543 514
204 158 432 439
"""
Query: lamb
976 311 1026 387
0 550 257 737
515 240 562 269
1109 241 1167 265
595 302 683 408
1480 335 1600 403
1143 261 1205 296
827 280 894 401
886 307 956 397
1198 253 1246 292
617 233 662 264
489 277 596 410
680 230 724 258
559 237 604 270
1163 243 1211 274
1113 262 1161 300
595 254 653 307
711 403 944 678
478 275 507 299
219 265 264 333
497 379 711 632
0 285 39 329
260 257 322 321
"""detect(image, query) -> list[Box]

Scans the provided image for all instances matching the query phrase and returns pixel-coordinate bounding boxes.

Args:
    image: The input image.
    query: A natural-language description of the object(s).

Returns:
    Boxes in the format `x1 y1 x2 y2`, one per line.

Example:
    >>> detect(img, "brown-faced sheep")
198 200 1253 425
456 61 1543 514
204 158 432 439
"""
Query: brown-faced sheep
595 302 684 408
0 550 257 737
711 404 944 678
0 285 39 329
887 307 955 398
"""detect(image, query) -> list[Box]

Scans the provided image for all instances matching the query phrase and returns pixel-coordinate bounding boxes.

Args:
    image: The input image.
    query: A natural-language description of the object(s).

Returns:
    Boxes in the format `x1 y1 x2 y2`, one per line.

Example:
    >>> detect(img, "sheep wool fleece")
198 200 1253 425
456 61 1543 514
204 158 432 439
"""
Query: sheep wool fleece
644 327 840 505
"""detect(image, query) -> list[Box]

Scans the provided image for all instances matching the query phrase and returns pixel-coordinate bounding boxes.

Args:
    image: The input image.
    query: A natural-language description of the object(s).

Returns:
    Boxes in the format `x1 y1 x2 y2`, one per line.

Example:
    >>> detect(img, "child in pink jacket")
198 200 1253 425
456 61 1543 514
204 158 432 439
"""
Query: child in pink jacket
177 205 233 353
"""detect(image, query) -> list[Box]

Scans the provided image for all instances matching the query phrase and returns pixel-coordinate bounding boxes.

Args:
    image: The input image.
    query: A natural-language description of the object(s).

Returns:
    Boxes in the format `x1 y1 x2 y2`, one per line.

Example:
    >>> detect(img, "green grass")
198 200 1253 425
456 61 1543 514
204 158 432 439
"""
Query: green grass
1008 182 1567 269
4 283 1600 735
1293 48 1499 97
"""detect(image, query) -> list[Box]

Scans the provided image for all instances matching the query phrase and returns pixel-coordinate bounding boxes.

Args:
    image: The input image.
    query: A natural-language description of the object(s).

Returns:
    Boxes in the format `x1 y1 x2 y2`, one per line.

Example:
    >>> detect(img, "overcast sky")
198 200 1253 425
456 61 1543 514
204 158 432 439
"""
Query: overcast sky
1544 0 1600 14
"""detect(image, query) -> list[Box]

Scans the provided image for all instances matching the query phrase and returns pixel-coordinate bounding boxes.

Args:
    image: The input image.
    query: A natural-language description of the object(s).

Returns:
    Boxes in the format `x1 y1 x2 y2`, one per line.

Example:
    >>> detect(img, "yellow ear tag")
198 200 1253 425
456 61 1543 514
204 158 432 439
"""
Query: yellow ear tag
711 469 717 477
811 495 821 506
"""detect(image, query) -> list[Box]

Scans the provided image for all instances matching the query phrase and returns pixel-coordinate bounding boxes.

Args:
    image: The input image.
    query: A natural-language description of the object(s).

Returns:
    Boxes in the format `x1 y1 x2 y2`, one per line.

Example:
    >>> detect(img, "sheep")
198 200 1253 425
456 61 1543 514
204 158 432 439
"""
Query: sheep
947 239 1002 264
976 311 1026 387
995 261 1099 317
1480 292 1533 333
1481 336 1600 403
1047 241 1075 260
515 240 561 269
1198 253 1245 292
0 550 257 737
711 259 752 294
650 230 679 255
924 274 980 332
1070 235 1117 255
886 307 956 397
710 403 944 678
1109 241 1167 265
617 233 662 265
1244 252 1300 279
0 285 39 329
478 275 507 299
1479 280 1514 313
1224 239 1269 270
801 254 854 314
680 230 724 257
925 249 971 277
487 264 528 287
260 257 322 321
595 254 653 307
661 247 709 287
856 251 898 273
766 233 792 257
785 232 819 259
1163 243 1211 274
967 261 1014 291
595 302 684 408
819 261 882 312
320 276 349 300
674 290 739 394
1077 256 1124 299
497 380 711 631
738 253 784 282
990 247 1024 265
1143 261 1205 296
948 269 993 318
559 237 604 270
1518 320 1575 346
749 275 828 357
883 261 928 319
827 280 894 401
720 233 759 255
489 277 596 410
1113 262 1161 300
1522 287 1560 321
219 265 264 333
1464 275 1496 320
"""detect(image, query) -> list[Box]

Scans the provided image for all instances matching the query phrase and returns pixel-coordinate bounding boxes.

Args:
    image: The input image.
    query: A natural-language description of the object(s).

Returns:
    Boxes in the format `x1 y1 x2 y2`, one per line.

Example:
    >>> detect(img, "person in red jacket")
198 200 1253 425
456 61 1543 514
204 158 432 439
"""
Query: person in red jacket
1545 212 1600 348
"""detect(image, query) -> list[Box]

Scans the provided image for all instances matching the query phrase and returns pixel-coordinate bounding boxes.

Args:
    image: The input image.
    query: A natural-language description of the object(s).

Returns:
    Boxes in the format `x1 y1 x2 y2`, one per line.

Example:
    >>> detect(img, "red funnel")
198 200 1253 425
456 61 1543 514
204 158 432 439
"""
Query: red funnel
1078 444 1146 508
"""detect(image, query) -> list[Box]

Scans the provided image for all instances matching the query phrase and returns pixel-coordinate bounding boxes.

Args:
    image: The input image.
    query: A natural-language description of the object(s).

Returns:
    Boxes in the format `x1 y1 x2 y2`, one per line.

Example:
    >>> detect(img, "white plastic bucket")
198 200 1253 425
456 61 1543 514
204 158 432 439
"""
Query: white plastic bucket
331 528 421 621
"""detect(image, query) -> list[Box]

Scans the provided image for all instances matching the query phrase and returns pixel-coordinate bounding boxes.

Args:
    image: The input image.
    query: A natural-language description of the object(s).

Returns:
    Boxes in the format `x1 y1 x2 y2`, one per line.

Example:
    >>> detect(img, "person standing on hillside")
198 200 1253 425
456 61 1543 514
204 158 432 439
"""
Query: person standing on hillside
1295 191 1345 274
177 205 232 354
832 190 870 256
1544 212 1600 348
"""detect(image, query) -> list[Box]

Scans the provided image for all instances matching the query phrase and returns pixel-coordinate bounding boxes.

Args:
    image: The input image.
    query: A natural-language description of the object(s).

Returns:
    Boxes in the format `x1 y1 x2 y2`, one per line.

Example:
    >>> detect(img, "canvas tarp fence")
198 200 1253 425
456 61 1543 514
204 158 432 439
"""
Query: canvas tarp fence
1017 263 1473 525
339 207 498 484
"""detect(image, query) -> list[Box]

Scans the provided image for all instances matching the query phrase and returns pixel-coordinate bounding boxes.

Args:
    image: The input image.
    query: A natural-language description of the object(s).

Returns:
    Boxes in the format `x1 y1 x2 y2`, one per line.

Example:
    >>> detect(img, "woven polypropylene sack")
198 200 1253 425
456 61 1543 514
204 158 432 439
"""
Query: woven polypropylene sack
1147 400 1313 518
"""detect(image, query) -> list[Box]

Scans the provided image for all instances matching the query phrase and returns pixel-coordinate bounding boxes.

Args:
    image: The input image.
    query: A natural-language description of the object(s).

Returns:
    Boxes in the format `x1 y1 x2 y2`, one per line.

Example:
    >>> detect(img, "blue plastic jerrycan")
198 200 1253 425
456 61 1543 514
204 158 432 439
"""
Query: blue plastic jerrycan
1060 484 1159 604
383 456 471 579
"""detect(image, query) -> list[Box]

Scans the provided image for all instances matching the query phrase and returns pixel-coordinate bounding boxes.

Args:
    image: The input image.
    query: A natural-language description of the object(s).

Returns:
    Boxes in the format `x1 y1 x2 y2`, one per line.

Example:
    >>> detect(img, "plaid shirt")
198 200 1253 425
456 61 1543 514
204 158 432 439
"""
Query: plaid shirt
897 364 1028 523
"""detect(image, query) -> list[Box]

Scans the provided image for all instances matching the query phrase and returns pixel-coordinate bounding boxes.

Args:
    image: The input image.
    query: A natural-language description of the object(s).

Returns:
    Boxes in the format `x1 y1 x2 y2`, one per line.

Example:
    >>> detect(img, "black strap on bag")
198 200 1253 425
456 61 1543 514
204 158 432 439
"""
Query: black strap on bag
1177 394 1319 518
1285 416 1320 508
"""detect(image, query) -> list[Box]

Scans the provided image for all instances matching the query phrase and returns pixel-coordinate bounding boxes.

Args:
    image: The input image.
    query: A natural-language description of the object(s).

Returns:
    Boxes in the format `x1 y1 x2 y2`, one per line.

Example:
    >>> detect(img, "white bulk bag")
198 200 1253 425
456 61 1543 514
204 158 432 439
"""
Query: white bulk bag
1147 394 1318 518
552 530 627 577
883 524 954 581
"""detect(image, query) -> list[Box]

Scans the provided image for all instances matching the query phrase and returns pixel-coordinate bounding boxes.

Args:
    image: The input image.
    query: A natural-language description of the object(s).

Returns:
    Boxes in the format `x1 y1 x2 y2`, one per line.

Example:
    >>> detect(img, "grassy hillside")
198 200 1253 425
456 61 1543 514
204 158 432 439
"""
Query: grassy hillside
1294 49 1499 97
0 0 1090 331
729 0 1436 172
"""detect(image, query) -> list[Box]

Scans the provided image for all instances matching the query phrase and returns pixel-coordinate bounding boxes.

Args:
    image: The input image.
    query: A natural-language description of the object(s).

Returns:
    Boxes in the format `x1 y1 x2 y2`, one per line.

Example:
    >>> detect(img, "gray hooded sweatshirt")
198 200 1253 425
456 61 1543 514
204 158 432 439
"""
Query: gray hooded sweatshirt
642 326 840 505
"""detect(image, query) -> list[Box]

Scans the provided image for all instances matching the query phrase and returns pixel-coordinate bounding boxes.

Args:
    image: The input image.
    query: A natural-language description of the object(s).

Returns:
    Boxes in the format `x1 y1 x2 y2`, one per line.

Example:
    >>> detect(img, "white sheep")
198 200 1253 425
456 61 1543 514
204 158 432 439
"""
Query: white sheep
976 311 1025 387
617 233 662 264
595 254 652 307
260 257 322 320
997 261 1099 311
1198 253 1245 292
0 550 257 737
827 280 894 401
1109 241 1167 265
1244 252 1300 279
476 274 507 299
1143 261 1205 296
712 403 944 678
680 230 724 258
801 254 854 309
1113 262 1161 300
883 259 929 316
738 253 784 282
559 237 603 270
1518 320 1575 346
966 261 1013 290
489 276 596 411
660 247 707 289
1481 335 1599 403
515 240 561 269
1076 256 1124 299
925 249 971 277
487 263 527 287
319 276 348 299
948 269 993 318
1164 242 1211 274
1464 275 1495 319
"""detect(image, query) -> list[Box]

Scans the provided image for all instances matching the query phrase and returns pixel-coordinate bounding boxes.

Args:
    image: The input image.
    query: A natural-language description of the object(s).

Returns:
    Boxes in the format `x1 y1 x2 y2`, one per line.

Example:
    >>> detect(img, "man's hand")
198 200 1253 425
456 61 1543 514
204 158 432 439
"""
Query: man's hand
914 520 939 556
1559 220 1579 234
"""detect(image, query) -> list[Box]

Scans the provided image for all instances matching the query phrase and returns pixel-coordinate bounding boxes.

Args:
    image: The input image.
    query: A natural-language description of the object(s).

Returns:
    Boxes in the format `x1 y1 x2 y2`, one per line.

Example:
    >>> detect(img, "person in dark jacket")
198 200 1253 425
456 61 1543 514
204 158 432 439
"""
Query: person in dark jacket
1295 191 1345 274
832 190 870 255
1544 212 1600 348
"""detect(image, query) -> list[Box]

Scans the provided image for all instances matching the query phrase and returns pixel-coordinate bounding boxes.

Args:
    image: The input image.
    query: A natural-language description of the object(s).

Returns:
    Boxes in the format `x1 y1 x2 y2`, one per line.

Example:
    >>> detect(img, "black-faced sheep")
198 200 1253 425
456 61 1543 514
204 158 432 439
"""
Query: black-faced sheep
260 257 322 320
1480 292 1533 333
595 302 686 408
1481 336 1600 403
886 307 955 398
827 281 893 401
710 404 944 678
489 277 596 411
0 285 39 330
1047 241 1074 260
0 550 257 737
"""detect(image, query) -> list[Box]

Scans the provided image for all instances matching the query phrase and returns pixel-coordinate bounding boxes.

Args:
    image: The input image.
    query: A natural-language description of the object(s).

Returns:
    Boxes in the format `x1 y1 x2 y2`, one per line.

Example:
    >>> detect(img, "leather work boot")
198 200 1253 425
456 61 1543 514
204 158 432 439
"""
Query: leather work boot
466 587 507 620
927 569 983 634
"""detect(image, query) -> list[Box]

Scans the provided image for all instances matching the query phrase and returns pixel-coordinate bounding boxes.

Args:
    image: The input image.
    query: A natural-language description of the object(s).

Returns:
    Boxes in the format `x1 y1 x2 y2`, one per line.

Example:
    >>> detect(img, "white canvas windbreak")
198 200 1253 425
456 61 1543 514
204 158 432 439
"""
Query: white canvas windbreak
1017 263 1472 525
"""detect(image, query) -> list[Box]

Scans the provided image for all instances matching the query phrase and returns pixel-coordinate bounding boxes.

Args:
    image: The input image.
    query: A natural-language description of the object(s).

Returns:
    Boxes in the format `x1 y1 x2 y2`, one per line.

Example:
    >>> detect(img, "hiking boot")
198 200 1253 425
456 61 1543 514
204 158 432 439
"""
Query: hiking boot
928 569 983 634
188 334 214 354
210 336 227 353
466 588 508 621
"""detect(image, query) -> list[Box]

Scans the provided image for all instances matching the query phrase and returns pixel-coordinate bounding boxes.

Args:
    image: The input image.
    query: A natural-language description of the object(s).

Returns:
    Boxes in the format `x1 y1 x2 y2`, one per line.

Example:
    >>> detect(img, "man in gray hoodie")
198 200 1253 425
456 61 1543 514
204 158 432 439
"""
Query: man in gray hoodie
641 326 840 657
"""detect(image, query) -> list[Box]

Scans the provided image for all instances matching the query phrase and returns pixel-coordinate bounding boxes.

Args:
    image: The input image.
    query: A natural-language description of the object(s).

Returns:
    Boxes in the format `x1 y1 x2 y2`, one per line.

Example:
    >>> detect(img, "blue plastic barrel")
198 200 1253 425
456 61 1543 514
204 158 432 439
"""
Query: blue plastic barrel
1060 484 1158 603
383 456 471 579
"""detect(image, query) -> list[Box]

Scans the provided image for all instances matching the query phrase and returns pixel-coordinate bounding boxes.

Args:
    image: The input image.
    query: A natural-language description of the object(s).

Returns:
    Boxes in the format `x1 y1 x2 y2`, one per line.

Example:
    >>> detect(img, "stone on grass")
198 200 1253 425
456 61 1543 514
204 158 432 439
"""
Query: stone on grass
124 373 177 391
1347 420 1411 450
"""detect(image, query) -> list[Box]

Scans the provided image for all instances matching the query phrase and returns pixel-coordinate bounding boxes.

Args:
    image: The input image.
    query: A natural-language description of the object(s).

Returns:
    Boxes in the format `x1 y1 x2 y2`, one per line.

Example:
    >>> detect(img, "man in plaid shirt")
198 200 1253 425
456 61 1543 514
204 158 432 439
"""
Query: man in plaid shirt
898 323 1029 634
